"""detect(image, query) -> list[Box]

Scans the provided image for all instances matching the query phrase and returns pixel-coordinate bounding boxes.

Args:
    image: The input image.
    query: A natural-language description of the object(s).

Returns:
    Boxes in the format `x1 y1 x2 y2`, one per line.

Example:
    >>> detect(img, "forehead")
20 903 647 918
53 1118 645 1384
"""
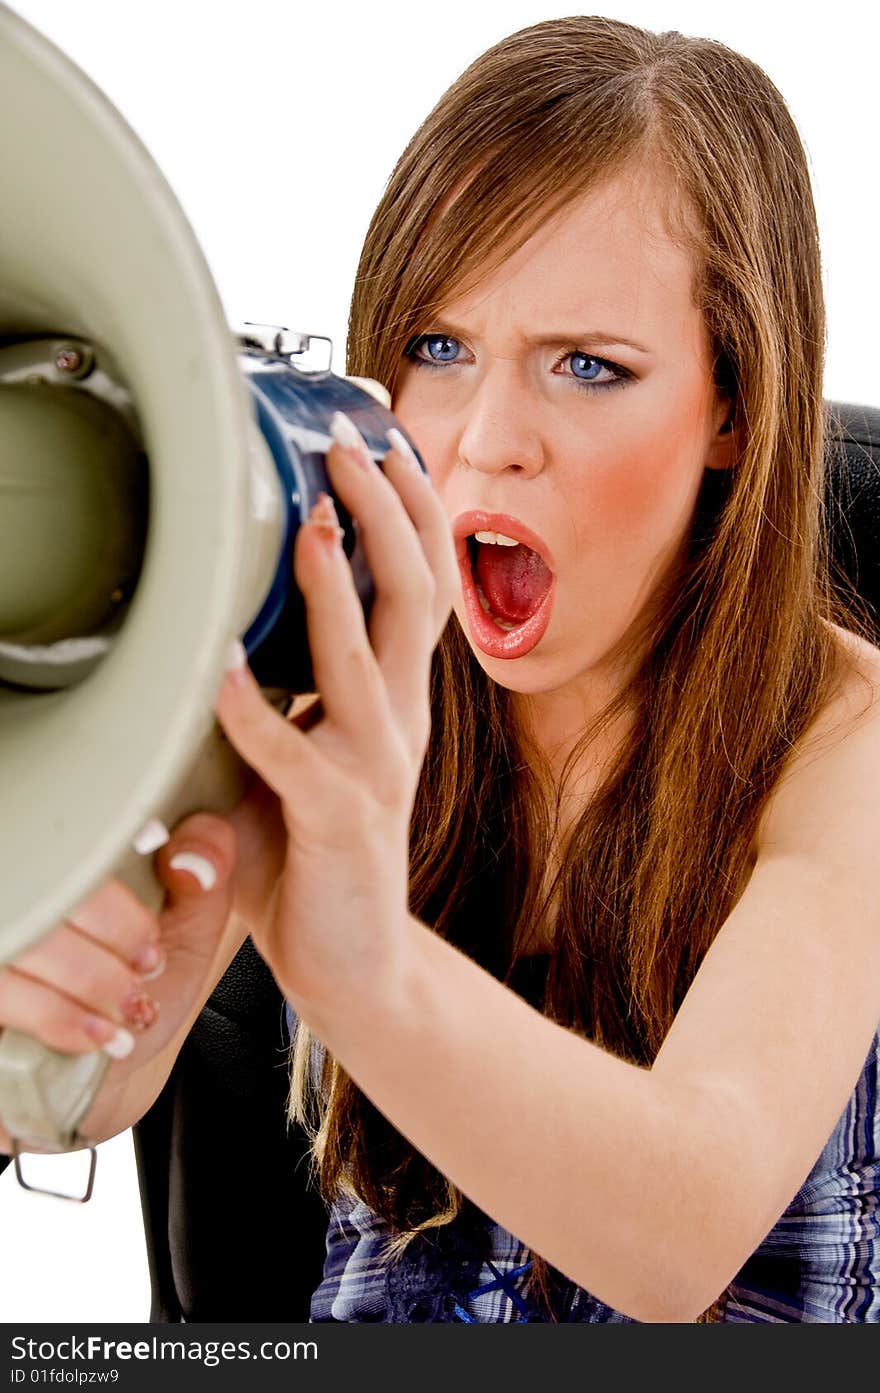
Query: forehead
437 165 704 351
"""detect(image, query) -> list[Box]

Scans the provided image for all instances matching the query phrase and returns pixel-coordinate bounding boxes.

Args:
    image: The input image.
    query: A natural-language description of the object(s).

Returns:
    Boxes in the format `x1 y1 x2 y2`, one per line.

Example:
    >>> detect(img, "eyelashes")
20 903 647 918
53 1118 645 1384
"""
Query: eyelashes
405 334 460 366
556 349 631 392
402 333 632 394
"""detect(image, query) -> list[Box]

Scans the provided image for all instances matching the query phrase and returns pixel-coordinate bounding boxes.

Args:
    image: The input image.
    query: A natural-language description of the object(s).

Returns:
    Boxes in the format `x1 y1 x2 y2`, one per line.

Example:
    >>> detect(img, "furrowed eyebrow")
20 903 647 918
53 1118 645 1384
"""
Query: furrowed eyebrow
531 331 652 356
421 320 652 356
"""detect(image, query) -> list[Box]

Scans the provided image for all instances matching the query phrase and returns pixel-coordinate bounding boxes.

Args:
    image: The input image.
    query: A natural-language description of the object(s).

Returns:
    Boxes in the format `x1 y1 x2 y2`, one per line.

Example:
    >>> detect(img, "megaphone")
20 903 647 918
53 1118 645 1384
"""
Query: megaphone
0 4 420 1172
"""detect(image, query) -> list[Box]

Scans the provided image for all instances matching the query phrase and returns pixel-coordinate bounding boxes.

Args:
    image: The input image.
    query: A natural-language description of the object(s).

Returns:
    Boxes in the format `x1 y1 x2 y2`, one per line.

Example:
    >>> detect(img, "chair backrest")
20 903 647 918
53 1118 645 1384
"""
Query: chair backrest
4 399 880 1320
824 402 880 627
132 932 329 1320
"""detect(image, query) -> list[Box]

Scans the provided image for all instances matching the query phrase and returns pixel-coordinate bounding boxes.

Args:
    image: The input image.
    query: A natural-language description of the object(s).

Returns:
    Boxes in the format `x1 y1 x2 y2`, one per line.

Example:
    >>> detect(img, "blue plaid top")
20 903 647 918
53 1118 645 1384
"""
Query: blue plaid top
287 1002 880 1323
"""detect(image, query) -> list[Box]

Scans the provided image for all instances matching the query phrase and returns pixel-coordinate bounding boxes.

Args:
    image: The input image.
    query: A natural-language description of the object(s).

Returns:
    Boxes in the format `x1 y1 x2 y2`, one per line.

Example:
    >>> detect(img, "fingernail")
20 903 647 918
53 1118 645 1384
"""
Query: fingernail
139 949 167 982
225 638 247 672
133 818 170 856
307 492 345 550
101 1026 136 1060
329 411 376 470
169 851 217 891
386 427 422 473
122 989 160 1031
84 1015 115 1046
132 942 165 979
329 410 363 451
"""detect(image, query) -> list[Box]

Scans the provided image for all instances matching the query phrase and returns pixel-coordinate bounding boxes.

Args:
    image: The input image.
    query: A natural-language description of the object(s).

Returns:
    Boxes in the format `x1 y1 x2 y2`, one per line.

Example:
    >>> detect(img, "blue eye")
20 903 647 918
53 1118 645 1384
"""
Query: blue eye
559 351 629 394
570 353 605 381
406 334 462 366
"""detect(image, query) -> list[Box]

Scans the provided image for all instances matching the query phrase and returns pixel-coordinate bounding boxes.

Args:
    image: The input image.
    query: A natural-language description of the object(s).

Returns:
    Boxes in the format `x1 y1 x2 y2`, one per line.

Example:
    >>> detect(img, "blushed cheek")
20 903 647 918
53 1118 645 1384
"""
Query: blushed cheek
583 421 707 559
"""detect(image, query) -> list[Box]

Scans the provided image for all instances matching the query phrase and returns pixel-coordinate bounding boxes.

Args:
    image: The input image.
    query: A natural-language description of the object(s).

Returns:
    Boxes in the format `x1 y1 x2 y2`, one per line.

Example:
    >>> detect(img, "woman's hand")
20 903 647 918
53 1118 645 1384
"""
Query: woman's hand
0 812 240 1154
214 414 457 1022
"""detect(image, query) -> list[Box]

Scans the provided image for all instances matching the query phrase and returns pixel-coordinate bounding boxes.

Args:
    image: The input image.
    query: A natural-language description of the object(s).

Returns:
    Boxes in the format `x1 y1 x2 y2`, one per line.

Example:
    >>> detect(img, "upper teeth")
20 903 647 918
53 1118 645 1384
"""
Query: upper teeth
473 531 520 546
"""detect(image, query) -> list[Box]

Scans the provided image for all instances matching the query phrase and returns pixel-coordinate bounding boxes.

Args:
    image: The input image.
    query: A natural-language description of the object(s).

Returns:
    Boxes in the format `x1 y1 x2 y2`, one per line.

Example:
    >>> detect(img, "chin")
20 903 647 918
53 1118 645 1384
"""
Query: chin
451 601 557 691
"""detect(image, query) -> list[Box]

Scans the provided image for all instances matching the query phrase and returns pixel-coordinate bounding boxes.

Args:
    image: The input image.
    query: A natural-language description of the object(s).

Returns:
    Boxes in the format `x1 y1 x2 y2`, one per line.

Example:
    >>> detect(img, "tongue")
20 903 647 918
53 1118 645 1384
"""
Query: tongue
474 542 552 623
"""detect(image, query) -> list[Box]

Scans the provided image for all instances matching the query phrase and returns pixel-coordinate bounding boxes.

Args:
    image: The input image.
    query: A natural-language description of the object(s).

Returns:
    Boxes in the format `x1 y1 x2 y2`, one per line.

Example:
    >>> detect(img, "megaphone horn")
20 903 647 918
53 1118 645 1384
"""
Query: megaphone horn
0 3 417 1173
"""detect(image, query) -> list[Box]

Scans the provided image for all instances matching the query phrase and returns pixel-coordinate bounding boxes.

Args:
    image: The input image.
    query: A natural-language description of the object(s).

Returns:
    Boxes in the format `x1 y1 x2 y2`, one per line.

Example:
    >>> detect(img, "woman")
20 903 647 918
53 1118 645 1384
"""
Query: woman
2 17 879 1322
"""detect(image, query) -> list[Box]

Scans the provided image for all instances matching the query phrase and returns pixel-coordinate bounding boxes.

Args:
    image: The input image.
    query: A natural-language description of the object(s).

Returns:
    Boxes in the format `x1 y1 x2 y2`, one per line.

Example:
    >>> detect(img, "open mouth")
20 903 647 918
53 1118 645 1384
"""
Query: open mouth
465 534 554 629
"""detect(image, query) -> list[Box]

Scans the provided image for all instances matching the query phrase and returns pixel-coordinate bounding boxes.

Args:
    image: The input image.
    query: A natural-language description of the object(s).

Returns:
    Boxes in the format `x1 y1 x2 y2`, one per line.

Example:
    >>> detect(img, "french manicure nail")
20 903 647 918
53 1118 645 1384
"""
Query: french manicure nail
102 1027 136 1060
133 818 170 856
386 427 422 473
169 852 217 891
329 411 376 470
140 950 167 982
329 410 363 451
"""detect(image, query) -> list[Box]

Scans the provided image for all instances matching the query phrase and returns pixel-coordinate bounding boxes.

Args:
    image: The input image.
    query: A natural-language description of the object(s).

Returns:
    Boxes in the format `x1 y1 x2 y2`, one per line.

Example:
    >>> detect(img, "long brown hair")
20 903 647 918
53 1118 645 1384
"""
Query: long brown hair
288 16 875 1322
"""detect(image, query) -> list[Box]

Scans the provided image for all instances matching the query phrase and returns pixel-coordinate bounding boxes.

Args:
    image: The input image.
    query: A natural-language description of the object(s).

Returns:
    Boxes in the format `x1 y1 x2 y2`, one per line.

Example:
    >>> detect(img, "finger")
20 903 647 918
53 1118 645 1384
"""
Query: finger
324 414 447 660
381 428 459 647
17 880 160 979
224 777 287 928
5 922 159 1036
296 413 437 748
296 415 408 738
293 485 398 758
215 644 333 809
154 811 236 905
0 965 138 1059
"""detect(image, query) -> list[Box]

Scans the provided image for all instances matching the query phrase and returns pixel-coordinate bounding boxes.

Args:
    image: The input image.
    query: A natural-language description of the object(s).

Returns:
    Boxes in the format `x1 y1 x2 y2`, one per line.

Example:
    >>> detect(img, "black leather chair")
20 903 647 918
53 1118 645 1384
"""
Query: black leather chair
131 938 328 1321
823 401 880 628
3 400 880 1321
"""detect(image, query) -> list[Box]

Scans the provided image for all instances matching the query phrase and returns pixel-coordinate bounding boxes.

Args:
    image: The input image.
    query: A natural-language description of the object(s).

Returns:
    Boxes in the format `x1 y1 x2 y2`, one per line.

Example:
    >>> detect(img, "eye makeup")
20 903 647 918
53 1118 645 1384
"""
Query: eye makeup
403 333 633 395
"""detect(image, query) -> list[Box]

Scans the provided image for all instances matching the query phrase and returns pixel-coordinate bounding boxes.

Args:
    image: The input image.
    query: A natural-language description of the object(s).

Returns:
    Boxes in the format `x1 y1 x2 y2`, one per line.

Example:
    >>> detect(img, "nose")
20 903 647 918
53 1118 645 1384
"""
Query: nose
456 363 544 477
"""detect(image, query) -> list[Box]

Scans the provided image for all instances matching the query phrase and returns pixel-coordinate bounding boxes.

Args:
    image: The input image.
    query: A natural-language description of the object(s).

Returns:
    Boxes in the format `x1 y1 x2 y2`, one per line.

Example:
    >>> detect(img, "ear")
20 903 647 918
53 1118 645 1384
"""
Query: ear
703 395 735 472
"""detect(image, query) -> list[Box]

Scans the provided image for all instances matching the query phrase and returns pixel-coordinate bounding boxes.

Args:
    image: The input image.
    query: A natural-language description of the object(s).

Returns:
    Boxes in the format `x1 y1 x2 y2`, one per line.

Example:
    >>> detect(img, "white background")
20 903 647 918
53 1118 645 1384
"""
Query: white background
1 0 877 1323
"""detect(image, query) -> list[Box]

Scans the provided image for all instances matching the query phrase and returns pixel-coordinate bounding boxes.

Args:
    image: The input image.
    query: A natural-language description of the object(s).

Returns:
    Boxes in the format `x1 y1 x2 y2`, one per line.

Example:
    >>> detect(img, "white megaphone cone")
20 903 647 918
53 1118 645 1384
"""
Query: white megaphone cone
0 1 275 1168
0 4 413 1174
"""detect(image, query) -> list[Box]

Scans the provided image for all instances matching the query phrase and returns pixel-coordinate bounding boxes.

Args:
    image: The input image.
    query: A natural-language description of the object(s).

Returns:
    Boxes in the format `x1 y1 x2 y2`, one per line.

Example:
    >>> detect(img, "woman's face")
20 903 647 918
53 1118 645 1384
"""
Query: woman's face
392 165 732 757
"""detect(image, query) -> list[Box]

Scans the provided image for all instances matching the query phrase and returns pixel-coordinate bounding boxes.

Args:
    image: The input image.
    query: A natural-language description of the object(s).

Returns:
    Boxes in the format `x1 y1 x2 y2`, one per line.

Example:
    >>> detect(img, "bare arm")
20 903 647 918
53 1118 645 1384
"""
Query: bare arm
77 905 251 1145
297 649 880 1322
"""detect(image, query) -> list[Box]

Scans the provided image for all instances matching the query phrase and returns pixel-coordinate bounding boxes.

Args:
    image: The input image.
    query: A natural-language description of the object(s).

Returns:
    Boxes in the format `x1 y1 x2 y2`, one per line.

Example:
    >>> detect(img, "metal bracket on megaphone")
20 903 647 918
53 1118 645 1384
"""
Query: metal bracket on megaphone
235 322 334 373
234 324 392 409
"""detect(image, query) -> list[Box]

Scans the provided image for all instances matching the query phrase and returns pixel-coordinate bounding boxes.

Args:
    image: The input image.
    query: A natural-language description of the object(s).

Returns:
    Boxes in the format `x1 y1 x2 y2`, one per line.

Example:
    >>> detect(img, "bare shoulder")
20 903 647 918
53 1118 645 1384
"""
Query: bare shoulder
755 620 880 860
823 618 880 678
810 620 880 743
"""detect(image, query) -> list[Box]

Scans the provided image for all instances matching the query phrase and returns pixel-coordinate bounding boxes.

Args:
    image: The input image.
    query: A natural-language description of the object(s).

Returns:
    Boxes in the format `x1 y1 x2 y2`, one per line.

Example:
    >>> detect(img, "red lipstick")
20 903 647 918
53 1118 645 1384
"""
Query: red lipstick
452 510 556 659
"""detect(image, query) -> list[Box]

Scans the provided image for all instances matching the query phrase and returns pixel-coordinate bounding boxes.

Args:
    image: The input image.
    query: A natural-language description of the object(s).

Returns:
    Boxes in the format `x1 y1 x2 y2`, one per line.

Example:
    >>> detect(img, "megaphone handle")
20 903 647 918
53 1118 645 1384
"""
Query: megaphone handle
0 1035 109 1161
0 720 252 1164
